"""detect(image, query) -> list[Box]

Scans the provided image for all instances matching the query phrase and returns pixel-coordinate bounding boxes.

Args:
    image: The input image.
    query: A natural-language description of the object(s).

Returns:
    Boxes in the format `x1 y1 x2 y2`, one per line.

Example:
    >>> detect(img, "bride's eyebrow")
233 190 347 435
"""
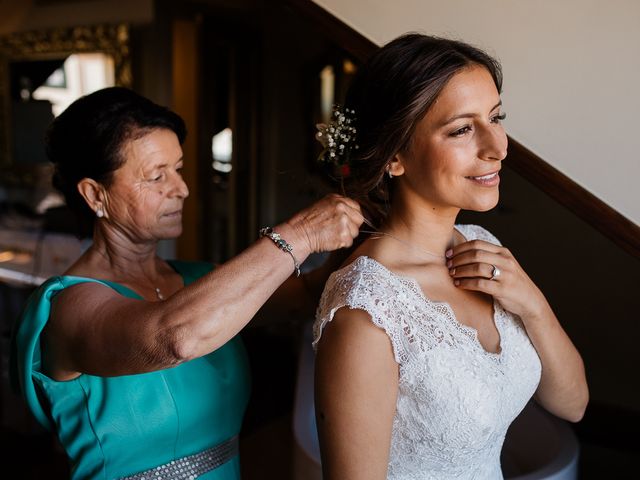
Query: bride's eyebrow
438 101 503 127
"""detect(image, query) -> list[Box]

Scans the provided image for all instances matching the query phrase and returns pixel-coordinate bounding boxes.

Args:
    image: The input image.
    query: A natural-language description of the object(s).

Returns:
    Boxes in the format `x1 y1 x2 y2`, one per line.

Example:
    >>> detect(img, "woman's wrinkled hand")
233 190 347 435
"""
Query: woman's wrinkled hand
286 194 364 255
446 240 551 322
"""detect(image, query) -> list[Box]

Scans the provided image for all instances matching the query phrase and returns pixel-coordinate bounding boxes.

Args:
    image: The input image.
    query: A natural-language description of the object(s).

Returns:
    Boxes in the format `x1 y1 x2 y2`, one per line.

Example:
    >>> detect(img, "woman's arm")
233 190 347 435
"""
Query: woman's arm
517 304 588 422
314 307 399 480
44 195 363 379
448 239 588 422
251 248 354 325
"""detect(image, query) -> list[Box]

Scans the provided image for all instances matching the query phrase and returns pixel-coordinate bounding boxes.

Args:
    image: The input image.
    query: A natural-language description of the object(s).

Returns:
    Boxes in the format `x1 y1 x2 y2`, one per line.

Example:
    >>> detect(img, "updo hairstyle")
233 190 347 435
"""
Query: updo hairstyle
343 33 503 227
45 87 186 234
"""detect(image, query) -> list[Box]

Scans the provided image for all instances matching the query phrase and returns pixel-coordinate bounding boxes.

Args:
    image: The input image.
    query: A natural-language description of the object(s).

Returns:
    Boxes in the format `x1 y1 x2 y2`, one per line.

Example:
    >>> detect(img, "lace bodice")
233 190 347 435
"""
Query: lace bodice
314 225 542 480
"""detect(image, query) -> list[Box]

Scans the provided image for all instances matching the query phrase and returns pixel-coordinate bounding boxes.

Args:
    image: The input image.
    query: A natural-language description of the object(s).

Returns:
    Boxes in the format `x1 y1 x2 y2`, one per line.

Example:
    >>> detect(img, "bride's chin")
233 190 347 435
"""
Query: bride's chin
466 195 500 213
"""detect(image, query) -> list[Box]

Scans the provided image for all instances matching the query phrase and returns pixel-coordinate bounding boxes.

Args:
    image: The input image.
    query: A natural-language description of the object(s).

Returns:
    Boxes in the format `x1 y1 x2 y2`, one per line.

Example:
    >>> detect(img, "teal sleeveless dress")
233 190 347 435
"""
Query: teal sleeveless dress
11 260 251 479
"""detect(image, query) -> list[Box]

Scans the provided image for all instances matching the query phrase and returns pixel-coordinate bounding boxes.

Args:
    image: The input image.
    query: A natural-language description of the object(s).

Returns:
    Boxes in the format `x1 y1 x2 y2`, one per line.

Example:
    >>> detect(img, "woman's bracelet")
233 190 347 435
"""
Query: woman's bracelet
259 226 301 277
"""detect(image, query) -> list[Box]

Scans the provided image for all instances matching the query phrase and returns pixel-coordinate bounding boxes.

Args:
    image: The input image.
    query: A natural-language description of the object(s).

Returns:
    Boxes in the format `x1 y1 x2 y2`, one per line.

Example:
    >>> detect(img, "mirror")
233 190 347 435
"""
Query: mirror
0 24 131 169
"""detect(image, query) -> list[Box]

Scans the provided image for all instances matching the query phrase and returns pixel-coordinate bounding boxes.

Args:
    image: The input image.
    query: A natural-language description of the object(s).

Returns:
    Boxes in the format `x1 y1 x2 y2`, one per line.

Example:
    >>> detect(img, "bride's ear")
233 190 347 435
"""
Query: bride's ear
387 154 406 177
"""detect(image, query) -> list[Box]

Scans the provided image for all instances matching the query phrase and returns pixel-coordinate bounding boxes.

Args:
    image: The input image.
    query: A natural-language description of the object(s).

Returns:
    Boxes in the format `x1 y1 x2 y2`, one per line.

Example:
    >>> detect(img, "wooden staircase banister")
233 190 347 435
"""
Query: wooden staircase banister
506 139 639 258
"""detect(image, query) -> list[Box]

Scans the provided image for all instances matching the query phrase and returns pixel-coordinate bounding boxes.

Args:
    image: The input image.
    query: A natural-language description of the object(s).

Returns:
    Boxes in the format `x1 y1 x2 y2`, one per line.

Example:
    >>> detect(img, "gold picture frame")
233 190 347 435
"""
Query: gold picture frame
0 23 131 168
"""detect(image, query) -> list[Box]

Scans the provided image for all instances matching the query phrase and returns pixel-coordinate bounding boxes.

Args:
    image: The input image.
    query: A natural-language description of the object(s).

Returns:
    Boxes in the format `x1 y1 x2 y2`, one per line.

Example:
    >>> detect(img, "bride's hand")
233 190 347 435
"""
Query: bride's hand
446 240 551 322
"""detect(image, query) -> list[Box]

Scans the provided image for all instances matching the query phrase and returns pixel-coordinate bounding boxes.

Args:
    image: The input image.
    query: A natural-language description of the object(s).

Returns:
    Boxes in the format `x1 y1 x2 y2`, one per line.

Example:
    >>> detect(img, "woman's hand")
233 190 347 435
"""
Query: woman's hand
446 240 550 322
285 194 364 255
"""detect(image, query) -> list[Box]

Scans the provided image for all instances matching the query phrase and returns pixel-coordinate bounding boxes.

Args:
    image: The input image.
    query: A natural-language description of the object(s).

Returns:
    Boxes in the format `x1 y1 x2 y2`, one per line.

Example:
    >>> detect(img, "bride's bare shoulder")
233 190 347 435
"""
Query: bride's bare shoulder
341 236 401 269
340 235 427 277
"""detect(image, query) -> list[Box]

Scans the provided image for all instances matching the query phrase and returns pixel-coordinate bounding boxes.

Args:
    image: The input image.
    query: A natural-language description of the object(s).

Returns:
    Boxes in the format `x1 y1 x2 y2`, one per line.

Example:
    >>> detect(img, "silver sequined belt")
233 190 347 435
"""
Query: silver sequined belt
119 435 239 480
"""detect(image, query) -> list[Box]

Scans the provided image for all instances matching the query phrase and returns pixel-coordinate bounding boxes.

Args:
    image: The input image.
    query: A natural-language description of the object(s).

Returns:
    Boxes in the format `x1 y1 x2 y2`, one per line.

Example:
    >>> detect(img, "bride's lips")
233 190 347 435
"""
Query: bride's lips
465 170 500 186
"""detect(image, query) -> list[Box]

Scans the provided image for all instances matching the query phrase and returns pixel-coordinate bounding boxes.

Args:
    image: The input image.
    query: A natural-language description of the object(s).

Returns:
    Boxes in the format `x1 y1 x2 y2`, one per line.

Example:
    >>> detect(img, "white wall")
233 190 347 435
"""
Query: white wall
313 0 640 224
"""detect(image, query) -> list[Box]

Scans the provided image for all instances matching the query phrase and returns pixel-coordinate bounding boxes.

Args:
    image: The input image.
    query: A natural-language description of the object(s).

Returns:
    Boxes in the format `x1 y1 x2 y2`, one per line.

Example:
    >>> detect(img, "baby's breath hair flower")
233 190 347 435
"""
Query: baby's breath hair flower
315 105 359 175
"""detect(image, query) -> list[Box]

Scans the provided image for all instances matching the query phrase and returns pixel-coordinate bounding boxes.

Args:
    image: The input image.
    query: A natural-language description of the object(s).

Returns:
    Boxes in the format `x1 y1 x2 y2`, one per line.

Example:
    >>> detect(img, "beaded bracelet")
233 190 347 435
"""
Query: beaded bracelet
259 226 301 277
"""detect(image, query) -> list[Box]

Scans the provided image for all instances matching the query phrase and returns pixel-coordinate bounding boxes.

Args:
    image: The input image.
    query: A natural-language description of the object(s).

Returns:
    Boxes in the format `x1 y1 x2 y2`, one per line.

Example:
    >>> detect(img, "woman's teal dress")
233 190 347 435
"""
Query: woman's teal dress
11 260 251 479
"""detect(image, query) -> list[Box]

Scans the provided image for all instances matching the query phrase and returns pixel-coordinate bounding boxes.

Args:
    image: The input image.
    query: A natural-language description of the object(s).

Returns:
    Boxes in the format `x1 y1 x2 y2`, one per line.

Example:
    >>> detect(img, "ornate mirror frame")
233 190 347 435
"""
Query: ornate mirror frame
0 24 131 168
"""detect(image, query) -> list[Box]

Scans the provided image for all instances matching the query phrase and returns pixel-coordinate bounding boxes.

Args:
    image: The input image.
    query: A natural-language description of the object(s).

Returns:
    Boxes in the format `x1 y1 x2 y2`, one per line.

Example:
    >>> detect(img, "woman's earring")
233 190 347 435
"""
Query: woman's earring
387 169 393 179
96 208 104 218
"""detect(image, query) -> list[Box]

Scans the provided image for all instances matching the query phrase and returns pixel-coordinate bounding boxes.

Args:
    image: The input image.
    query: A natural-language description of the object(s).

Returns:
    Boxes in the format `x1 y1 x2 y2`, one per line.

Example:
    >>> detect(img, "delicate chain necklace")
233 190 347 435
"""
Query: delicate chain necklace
362 229 448 261
95 248 167 300
358 216 450 262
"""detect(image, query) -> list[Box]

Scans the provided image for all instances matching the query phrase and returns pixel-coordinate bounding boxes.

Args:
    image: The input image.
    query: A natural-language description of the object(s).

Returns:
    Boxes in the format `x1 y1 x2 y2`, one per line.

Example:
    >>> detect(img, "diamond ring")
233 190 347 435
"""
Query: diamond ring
490 265 501 281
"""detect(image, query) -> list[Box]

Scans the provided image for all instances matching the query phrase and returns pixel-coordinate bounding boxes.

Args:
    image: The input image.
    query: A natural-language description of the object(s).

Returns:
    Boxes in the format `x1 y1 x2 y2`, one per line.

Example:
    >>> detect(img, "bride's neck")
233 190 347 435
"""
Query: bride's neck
383 201 460 261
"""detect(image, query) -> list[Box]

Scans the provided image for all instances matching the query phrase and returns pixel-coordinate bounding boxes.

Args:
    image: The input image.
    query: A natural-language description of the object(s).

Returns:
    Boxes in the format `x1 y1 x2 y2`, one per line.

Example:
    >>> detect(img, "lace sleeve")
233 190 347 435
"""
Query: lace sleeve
312 258 405 364
456 224 502 246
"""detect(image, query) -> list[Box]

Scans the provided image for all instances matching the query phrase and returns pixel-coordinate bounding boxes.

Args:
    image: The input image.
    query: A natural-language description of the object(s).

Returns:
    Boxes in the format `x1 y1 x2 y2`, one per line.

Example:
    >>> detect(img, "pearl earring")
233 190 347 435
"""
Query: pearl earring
387 170 393 179
96 208 104 218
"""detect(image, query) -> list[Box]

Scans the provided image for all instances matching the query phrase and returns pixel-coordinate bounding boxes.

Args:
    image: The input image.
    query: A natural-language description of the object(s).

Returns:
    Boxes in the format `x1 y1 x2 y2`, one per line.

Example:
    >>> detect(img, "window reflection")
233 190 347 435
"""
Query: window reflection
319 65 335 124
211 127 233 173
10 52 116 167
32 52 115 116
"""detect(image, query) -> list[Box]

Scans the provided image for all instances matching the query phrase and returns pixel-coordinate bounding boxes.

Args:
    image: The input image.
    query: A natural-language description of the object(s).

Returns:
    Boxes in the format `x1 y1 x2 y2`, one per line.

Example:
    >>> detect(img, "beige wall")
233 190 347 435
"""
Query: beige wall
313 0 640 225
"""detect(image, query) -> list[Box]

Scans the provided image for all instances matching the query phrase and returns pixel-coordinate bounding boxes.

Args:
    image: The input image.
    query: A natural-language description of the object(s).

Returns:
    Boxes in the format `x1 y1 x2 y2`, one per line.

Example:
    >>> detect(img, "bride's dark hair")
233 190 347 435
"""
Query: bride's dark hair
343 33 503 227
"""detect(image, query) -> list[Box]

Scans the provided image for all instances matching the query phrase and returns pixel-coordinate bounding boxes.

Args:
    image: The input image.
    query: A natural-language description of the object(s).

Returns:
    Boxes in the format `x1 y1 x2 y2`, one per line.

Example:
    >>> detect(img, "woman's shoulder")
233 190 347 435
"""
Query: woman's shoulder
455 224 502 246
36 275 112 298
314 256 408 362
326 255 400 295
19 275 120 335
317 257 405 324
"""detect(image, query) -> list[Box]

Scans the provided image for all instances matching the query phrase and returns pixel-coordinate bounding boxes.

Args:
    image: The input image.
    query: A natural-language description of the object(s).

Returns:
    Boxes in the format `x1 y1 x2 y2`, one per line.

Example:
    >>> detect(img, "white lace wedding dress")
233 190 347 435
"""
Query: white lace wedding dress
313 225 542 479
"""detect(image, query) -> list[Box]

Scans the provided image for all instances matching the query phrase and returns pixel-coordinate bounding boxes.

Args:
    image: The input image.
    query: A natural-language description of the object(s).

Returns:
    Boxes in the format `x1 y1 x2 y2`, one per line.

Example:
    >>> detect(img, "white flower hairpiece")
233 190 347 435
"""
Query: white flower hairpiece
315 105 359 174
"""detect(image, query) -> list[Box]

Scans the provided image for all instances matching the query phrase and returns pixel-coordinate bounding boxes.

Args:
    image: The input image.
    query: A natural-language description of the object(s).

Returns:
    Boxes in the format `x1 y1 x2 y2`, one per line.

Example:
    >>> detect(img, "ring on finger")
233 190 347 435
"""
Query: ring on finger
489 264 501 281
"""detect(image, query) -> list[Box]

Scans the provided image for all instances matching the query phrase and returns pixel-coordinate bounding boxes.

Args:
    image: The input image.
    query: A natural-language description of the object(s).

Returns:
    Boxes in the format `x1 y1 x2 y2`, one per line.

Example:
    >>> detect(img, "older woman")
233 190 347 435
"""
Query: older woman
11 87 363 479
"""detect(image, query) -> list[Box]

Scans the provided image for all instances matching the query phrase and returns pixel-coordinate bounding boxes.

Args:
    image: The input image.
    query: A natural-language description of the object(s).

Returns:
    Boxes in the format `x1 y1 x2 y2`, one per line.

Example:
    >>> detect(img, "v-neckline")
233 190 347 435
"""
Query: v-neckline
352 256 504 358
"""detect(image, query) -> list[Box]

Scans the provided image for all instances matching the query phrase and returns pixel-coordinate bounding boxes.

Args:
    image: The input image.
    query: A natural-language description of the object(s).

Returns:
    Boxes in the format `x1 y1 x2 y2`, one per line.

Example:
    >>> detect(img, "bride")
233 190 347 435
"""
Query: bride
313 34 588 480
